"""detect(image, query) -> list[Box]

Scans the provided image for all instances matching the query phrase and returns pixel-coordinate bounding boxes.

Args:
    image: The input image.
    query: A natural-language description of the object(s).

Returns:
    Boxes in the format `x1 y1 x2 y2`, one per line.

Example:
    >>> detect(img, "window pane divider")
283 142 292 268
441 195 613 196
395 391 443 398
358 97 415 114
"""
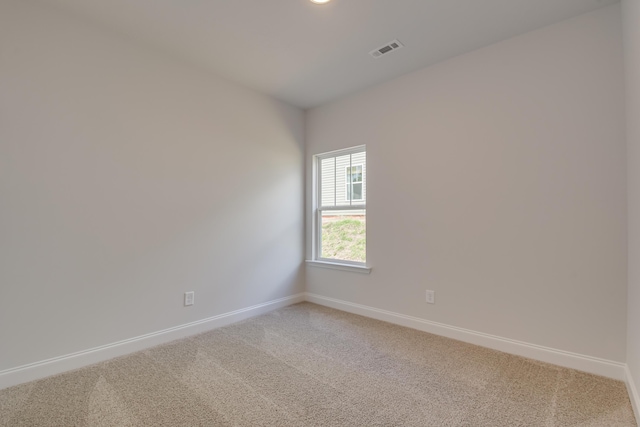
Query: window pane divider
318 205 366 211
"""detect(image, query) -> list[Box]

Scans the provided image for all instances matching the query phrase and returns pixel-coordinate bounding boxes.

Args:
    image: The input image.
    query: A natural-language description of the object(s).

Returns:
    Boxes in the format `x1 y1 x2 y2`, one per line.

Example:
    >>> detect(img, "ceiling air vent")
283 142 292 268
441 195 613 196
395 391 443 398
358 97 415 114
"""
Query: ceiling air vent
369 39 404 59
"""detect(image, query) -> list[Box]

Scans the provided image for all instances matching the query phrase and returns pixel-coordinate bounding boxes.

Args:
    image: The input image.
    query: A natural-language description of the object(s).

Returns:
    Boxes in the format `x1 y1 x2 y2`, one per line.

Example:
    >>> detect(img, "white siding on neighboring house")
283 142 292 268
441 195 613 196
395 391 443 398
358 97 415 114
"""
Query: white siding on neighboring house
320 151 366 214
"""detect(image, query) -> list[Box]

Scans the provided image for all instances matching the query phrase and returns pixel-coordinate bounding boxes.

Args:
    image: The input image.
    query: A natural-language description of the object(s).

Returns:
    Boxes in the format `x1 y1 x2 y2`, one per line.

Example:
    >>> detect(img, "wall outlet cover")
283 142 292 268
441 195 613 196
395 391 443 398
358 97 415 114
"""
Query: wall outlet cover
426 290 435 304
184 291 195 306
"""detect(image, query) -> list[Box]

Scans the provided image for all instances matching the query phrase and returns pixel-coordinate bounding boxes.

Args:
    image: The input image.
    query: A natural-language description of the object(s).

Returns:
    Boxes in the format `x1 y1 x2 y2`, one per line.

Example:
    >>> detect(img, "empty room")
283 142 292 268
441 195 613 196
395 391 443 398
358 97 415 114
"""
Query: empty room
1 0 639 425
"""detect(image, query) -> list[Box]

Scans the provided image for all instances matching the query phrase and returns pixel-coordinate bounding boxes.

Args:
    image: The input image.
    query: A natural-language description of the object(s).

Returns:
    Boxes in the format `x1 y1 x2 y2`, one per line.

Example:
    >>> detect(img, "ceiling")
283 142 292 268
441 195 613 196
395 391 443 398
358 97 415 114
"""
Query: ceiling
43 0 618 109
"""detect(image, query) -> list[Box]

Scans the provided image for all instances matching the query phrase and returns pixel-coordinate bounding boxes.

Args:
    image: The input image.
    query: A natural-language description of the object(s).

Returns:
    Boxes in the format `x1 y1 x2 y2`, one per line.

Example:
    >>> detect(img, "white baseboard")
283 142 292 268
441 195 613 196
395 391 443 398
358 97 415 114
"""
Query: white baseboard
626 365 640 426
0 293 305 391
305 292 627 381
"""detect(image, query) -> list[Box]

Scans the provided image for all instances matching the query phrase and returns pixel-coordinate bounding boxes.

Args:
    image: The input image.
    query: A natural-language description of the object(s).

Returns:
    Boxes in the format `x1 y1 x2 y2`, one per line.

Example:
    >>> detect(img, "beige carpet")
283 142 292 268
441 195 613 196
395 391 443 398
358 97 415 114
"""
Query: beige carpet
0 302 636 426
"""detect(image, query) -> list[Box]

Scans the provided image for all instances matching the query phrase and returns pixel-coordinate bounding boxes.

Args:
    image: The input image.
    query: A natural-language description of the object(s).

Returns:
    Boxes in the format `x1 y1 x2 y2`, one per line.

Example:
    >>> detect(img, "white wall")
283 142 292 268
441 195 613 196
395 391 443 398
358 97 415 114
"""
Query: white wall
306 5 627 362
0 0 304 372
623 0 640 408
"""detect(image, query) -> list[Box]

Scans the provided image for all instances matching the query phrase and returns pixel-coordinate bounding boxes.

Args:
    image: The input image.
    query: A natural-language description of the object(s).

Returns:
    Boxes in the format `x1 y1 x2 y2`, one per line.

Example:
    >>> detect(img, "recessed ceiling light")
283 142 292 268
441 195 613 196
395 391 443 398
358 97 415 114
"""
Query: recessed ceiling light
310 0 331 4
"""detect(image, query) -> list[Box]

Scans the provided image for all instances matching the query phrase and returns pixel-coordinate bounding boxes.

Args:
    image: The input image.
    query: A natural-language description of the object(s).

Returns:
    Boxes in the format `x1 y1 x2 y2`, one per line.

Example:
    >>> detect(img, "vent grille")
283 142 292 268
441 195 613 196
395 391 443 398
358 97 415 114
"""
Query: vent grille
369 39 404 58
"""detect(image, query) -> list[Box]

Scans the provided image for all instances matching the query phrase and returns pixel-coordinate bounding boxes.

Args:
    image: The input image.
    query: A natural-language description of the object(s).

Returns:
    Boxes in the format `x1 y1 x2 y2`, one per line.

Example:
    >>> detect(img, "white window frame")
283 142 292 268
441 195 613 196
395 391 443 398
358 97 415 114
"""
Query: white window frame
308 145 370 273
346 164 364 202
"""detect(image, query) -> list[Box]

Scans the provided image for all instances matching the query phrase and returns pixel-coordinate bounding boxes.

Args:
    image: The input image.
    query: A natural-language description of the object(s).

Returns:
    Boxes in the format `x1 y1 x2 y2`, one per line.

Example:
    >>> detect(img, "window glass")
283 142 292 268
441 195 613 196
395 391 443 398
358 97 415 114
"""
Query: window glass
347 165 363 201
315 147 366 264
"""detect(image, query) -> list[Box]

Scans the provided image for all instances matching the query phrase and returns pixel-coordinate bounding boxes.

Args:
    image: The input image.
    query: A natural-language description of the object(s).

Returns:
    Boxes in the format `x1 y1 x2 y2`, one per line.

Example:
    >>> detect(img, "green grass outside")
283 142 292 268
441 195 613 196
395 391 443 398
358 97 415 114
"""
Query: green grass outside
321 217 366 262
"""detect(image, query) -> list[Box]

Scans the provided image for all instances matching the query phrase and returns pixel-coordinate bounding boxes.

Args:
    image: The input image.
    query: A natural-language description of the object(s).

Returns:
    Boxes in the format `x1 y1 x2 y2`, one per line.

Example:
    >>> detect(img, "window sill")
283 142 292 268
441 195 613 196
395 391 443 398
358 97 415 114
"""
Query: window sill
305 260 372 274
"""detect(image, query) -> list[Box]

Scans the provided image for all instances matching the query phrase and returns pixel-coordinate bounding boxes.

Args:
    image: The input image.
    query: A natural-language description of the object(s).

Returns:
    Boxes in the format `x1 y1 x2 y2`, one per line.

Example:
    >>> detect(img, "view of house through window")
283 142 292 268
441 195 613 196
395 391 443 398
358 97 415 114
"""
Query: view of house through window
346 165 363 201
316 147 366 264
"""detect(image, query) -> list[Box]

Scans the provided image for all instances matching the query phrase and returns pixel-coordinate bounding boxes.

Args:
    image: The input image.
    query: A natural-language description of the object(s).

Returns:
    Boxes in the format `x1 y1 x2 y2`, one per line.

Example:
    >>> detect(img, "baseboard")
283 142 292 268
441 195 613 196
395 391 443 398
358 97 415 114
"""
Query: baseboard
305 292 627 381
0 293 305 391
626 365 640 425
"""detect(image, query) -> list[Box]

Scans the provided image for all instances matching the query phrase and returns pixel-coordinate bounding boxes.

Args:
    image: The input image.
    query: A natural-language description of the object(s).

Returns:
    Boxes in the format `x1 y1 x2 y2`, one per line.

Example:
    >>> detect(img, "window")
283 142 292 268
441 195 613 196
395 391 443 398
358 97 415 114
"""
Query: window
313 146 366 266
346 165 363 201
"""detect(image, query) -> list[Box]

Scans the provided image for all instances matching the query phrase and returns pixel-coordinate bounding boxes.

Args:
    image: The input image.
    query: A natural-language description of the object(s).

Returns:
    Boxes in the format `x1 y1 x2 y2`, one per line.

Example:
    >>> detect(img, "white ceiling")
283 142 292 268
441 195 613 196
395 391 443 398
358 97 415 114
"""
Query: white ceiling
43 0 618 109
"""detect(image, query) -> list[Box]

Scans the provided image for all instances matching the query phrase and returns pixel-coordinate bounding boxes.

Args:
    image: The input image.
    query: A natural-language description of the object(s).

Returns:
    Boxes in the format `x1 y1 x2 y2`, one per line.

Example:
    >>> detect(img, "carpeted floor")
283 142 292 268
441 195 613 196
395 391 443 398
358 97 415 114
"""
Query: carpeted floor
0 302 636 426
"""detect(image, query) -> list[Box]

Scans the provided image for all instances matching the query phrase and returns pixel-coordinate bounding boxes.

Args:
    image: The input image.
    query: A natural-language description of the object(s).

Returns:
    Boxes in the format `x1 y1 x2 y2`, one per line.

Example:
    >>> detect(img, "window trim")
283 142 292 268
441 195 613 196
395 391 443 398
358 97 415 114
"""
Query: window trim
312 145 368 268
306 259 371 274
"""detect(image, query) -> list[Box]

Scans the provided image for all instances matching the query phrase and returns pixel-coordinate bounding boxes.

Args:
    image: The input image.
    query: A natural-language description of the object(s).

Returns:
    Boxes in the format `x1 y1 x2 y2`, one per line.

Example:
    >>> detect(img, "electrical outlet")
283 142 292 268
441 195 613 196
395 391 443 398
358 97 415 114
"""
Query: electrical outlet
425 290 435 304
184 291 195 306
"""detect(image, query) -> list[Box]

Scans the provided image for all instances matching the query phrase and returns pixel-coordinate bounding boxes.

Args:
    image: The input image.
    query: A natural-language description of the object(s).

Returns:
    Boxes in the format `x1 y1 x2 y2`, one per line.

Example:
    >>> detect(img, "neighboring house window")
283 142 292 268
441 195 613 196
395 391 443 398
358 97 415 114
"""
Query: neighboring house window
314 146 366 264
346 165 363 201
